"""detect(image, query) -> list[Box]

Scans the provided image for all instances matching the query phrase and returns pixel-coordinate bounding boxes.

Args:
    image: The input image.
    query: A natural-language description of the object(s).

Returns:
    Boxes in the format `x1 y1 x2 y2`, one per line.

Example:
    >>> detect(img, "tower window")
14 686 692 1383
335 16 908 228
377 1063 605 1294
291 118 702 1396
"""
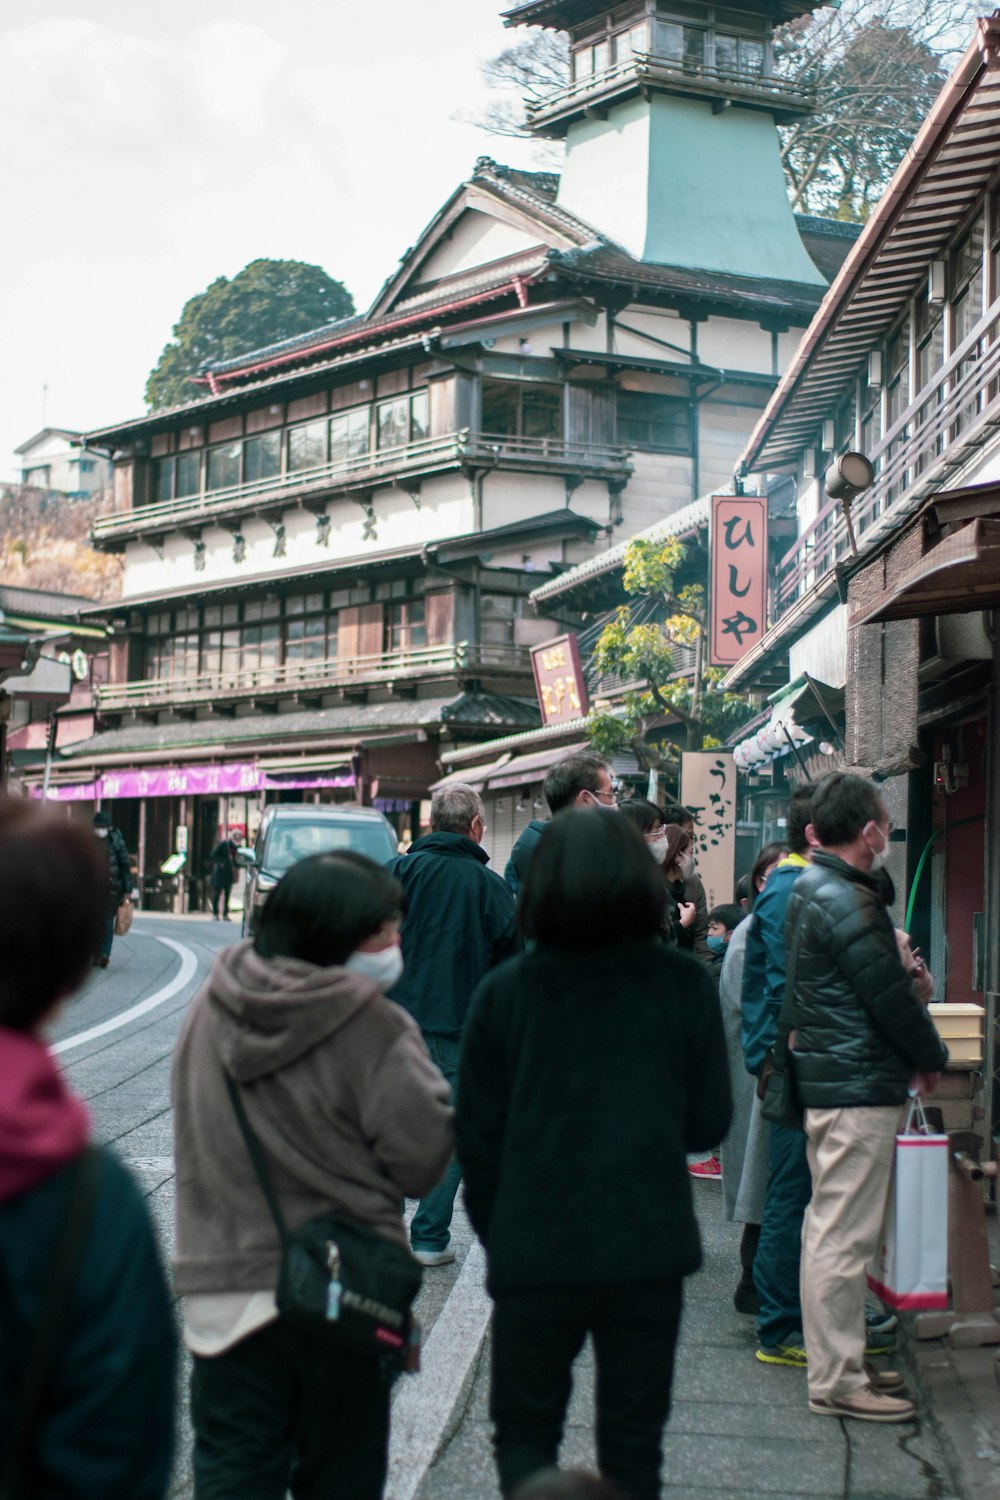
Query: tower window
616 392 691 454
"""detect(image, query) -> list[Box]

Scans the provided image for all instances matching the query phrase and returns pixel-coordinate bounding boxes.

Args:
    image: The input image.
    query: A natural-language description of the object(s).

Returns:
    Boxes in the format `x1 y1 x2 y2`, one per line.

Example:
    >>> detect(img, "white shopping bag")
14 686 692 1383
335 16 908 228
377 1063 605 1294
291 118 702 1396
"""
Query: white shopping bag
867 1096 948 1311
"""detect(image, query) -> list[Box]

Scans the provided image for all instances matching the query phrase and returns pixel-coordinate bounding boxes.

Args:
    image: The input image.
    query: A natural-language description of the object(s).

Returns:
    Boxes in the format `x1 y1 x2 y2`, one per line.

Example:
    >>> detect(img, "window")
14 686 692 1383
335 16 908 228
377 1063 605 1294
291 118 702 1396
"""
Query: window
206 442 241 492
481 380 563 441
330 406 370 466
573 45 594 79
616 391 691 453
480 593 523 646
153 451 201 502
385 599 426 653
244 432 281 486
885 317 911 431
915 290 945 394
285 594 329 663
951 214 985 349
288 420 327 472
376 391 428 451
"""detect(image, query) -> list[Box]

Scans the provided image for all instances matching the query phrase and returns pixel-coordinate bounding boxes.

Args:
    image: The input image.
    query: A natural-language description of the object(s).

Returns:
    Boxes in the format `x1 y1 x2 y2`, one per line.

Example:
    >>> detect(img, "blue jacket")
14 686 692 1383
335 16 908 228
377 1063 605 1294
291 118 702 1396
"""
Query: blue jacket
389 832 519 1039
740 854 809 1077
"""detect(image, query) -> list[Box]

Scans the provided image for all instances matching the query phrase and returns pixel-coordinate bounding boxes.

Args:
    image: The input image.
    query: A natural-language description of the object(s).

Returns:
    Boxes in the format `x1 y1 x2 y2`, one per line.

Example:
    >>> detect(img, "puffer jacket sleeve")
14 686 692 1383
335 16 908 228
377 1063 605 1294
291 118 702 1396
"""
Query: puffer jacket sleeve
825 891 949 1074
359 1021 454 1200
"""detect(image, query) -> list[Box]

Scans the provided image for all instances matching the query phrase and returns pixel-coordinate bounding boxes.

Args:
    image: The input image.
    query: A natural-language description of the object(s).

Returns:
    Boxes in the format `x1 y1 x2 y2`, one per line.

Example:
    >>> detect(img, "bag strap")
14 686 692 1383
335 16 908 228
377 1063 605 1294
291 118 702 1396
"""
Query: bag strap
771 896 809 1066
223 1073 290 1246
0 1148 102 1500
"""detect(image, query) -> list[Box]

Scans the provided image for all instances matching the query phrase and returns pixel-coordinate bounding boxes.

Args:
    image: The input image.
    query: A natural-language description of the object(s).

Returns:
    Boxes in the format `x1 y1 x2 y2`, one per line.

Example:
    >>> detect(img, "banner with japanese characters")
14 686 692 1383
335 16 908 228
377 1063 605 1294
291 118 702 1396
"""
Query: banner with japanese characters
530 634 589 727
709 495 768 667
679 751 737 910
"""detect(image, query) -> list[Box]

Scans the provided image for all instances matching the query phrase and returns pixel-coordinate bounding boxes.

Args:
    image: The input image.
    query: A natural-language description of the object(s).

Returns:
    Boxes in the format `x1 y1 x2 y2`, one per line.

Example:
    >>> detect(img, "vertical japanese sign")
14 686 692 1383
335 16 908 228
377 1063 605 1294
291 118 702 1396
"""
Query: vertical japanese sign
530 634 589 727
680 750 737 911
710 495 768 667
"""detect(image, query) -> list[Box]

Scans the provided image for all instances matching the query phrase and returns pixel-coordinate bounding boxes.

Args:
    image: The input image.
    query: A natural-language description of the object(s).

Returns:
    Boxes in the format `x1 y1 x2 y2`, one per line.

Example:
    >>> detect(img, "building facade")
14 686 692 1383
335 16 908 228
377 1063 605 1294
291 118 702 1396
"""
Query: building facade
12 428 111 496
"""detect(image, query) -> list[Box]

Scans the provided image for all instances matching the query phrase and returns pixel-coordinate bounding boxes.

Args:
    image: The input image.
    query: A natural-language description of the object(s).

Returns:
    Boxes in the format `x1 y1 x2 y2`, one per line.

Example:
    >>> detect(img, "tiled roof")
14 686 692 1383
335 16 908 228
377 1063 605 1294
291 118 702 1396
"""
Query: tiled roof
60 692 541 762
529 494 711 604
0 585 95 616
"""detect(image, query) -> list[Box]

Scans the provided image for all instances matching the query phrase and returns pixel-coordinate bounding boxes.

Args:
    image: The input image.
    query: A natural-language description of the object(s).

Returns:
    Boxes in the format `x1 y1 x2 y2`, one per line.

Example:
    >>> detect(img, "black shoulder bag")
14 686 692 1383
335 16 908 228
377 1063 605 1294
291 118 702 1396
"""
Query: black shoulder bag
224 1074 422 1360
756 902 808 1131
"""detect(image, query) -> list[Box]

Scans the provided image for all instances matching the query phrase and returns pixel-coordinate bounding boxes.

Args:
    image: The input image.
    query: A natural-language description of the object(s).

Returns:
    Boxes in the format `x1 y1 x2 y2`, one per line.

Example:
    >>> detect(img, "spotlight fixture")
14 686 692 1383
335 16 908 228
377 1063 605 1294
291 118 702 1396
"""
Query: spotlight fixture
824 452 875 556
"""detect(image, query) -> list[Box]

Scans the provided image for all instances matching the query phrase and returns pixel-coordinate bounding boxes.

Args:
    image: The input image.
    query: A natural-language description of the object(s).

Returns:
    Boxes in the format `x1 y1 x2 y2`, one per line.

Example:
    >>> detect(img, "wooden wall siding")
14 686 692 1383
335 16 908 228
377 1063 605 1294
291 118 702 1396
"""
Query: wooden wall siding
377 367 411 398
109 639 131 685
331 380 372 412
176 425 204 451
567 384 591 444
429 376 456 437
114 459 134 511
286 392 328 423
425 591 455 646
591 386 616 445
151 433 172 458
246 404 284 433
338 603 385 661
208 414 243 443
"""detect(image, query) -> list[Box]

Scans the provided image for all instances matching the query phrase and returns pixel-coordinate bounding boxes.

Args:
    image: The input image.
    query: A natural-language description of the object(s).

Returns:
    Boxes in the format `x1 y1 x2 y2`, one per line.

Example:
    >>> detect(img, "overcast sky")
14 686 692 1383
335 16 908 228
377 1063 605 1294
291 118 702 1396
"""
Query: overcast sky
0 0 545 480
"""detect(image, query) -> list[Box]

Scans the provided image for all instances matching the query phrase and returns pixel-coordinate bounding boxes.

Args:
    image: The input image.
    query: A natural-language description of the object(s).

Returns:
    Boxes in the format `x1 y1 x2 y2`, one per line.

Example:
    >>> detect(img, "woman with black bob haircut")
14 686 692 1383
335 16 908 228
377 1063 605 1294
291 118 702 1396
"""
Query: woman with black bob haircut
456 809 732 1500
172 850 453 1500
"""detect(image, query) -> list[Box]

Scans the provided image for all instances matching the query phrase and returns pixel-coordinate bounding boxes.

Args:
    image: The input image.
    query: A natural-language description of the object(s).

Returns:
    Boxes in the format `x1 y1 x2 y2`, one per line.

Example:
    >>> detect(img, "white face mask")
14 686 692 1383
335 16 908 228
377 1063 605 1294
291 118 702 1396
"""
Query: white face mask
678 852 695 879
345 945 403 992
864 821 888 873
647 835 670 865
583 790 618 811
95 828 108 839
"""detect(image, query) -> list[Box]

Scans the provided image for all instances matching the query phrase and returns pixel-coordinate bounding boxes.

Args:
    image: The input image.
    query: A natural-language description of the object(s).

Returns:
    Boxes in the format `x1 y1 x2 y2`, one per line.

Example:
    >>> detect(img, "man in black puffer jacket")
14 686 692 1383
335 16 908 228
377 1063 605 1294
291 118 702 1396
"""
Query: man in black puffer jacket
786 773 948 1426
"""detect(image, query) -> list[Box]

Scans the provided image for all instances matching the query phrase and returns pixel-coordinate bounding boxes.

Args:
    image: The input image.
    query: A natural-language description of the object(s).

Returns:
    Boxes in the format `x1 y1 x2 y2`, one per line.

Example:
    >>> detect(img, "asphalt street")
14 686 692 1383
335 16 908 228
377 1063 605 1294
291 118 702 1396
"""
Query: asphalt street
53 914 962 1500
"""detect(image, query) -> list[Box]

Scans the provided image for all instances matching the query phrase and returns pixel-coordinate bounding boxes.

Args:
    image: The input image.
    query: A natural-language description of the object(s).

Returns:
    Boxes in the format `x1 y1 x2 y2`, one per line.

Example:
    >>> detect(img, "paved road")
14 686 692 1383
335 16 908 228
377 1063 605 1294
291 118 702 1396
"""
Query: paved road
55 915 961 1500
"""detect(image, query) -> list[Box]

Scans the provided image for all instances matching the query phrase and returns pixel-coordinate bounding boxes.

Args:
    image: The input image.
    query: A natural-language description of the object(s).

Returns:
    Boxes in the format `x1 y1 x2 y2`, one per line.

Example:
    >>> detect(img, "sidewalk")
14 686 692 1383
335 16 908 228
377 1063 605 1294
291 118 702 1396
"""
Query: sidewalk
413 1185 980 1500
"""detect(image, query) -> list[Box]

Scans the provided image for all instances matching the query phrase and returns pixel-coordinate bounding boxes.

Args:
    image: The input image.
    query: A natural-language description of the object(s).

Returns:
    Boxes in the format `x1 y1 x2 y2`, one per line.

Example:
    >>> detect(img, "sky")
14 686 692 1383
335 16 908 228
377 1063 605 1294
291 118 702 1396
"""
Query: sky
0 0 546 481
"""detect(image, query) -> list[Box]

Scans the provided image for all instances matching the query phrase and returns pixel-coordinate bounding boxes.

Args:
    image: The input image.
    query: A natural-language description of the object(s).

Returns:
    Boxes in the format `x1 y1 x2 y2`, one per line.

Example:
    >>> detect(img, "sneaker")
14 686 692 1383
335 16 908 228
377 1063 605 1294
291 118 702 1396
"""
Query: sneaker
412 1247 456 1267
688 1156 723 1181
734 1273 759 1316
756 1336 807 1368
864 1328 896 1356
865 1297 899 1336
864 1362 906 1392
809 1385 916 1423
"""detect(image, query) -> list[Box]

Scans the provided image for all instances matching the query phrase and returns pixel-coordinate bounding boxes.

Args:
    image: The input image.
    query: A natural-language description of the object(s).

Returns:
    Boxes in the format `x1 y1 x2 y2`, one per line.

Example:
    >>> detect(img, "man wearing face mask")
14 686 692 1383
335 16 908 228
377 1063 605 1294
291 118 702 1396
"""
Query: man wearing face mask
389 784 518 1266
787 773 948 1424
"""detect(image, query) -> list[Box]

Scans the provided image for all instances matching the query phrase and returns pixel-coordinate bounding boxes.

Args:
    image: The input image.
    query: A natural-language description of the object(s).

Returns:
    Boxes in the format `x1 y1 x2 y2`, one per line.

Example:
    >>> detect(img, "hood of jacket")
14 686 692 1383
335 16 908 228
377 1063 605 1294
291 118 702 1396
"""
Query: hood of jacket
205 941 382 1083
0 1028 90 1202
404 831 489 865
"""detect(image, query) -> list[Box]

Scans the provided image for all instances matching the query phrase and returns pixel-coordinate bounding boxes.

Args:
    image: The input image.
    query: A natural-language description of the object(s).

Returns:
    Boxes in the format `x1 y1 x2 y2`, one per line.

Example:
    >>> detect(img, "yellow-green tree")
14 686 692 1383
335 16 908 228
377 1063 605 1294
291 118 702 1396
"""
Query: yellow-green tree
586 536 751 776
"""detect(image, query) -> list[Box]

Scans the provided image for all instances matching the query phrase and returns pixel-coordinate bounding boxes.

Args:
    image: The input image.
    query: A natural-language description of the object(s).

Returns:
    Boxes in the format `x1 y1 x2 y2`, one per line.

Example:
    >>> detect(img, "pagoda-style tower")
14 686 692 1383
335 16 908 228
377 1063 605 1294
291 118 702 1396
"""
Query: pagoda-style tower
504 0 826 286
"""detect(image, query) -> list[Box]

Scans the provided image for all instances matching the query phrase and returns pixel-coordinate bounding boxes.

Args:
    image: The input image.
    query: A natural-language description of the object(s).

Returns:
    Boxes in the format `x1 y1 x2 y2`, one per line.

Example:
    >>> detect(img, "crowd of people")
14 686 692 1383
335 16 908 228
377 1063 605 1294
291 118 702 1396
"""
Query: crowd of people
0 752 949 1498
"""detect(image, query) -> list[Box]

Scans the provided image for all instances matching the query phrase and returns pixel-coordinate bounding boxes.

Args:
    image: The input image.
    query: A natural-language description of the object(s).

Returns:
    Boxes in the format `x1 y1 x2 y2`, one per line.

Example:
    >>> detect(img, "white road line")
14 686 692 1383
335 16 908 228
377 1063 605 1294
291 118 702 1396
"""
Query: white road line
387 1238 492 1500
52 937 199 1055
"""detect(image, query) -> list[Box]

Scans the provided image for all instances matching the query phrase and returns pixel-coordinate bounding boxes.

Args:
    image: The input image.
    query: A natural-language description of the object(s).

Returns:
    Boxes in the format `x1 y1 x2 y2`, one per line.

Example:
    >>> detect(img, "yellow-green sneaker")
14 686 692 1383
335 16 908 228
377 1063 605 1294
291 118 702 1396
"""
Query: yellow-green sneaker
756 1336 807 1368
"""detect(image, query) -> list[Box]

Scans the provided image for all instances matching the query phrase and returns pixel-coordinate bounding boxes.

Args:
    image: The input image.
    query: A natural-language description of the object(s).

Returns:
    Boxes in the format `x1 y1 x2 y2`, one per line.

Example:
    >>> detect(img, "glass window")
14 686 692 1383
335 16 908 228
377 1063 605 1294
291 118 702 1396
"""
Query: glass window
177 608 199 630
481 380 563 441
631 22 649 53
715 33 738 73
593 39 610 72
220 628 240 682
410 391 429 442
330 406 370 465
221 603 239 626
740 37 765 75
207 442 242 492
244 432 281 486
176 451 200 497
174 633 199 679
204 605 222 628
481 593 521 646
154 459 174 504
683 27 704 72
658 23 684 62
616 392 691 453
201 629 221 673
259 622 280 670
242 624 262 670
285 615 327 661
288 420 327 472
244 600 264 622
574 45 594 79
385 599 426 653
377 397 410 450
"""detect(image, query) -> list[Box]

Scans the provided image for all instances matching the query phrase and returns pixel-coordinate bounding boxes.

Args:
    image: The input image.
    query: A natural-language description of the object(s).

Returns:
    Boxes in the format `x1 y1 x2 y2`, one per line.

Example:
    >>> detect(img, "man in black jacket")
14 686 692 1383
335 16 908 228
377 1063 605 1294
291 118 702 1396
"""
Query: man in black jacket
390 784 518 1265
786 773 948 1425
504 750 616 895
94 810 132 967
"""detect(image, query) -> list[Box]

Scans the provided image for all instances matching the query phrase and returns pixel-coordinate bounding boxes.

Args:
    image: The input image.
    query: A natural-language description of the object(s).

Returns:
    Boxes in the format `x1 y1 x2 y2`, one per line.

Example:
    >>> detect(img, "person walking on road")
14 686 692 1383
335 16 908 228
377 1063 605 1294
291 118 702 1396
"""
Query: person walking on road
93 809 132 967
172 850 453 1499
504 750 617 895
788 773 948 1424
457 809 731 1500
390 784 518 1265
0 799 176 1500
210 836 238 921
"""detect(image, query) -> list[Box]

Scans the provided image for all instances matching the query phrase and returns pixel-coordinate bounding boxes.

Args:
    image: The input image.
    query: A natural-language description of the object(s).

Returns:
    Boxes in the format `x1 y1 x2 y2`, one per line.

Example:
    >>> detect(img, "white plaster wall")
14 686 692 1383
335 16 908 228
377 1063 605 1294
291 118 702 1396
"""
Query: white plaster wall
788 603 847 688
619 449 694 532
417 211 545 282
488 324 568 356
479 473 610 532
778 330 804 369
613 307 691 361
119 472 476 599
563 311 608 354
697 318 773 375
699 404 760 495
557 98 652 261
948 426 1000 488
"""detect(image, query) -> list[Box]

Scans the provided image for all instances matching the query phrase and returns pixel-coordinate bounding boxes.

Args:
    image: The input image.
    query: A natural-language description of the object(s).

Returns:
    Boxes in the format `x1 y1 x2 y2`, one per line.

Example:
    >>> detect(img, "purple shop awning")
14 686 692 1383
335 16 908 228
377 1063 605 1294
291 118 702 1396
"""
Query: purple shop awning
32 760 354 802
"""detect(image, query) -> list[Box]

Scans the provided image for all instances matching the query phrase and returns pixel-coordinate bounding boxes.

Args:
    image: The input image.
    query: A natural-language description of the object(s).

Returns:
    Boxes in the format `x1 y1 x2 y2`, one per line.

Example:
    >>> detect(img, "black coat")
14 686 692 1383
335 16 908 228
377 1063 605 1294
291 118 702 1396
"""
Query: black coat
104 827 132 910
388 832 518 1039
786 853 948 1108
455 939 732 1293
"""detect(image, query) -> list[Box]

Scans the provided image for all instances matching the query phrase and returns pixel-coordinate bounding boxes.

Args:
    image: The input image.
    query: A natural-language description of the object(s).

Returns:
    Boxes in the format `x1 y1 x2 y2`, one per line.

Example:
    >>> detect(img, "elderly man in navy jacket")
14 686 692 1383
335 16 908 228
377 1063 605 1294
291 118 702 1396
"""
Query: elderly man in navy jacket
390 783 518 1264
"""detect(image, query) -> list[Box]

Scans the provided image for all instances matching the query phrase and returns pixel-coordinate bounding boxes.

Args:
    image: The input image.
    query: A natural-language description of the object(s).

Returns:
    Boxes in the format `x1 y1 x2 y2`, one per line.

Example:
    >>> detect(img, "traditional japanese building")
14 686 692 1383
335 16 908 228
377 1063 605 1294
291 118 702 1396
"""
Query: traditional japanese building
721 15 1000 1126
34 0 856 893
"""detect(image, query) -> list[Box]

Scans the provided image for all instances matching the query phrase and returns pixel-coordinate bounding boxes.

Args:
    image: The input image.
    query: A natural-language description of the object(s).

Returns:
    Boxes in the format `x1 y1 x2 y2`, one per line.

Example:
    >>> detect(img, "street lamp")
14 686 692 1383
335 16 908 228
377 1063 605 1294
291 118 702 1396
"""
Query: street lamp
824 451 875 556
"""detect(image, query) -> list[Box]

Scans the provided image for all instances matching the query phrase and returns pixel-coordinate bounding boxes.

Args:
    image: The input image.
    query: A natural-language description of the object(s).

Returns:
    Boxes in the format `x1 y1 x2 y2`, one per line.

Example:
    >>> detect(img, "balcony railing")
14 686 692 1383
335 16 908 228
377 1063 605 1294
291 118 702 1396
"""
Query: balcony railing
92 431 632 543
95 641 532 713
775 299 1000 617
527 52 813 129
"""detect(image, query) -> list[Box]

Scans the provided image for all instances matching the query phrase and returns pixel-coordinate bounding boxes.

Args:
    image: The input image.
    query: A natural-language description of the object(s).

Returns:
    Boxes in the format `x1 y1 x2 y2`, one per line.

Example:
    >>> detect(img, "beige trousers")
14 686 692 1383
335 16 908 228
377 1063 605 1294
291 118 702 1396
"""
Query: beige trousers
800 1104 904 1401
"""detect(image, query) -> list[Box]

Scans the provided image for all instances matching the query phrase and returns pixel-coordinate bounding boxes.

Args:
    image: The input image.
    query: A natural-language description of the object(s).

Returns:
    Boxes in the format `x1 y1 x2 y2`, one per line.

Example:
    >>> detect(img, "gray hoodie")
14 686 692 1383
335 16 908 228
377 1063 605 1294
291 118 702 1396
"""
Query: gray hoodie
172 942 453 1295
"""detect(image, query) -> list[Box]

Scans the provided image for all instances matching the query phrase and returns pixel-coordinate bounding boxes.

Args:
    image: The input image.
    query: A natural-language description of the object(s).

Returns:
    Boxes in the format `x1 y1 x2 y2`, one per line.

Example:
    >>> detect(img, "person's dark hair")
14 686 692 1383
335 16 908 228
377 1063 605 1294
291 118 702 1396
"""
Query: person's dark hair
810 772 884 848
708 903 743 933
618 797 663 835
93 810 111 828
520 808 666 948
512 1467 625 1500
0 799 107 1029
543 751 610 815
734 872 753 908
661 801 693 827
786 785 815 856
751 839 787 892
255 851 403 967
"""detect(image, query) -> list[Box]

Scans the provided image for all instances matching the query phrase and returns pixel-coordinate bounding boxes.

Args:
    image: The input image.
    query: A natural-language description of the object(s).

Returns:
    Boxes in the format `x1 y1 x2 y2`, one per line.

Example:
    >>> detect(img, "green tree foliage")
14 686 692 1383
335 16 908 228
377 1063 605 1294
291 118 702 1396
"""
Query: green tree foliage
145 259 355 411
585 537 751 774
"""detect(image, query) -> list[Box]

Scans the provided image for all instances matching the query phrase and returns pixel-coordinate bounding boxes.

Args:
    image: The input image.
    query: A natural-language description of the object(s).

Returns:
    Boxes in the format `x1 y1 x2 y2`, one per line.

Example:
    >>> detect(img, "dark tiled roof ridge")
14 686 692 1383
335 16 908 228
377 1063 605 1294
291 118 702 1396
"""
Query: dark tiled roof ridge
794 214 864 240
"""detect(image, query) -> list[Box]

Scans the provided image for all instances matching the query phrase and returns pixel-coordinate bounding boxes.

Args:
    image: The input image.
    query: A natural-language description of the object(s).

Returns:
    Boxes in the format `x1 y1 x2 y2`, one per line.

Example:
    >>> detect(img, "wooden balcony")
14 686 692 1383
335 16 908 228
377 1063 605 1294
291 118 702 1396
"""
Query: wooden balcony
528 52 814 133
91 431 633 547
95 641 532 714
775 300 1000 618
